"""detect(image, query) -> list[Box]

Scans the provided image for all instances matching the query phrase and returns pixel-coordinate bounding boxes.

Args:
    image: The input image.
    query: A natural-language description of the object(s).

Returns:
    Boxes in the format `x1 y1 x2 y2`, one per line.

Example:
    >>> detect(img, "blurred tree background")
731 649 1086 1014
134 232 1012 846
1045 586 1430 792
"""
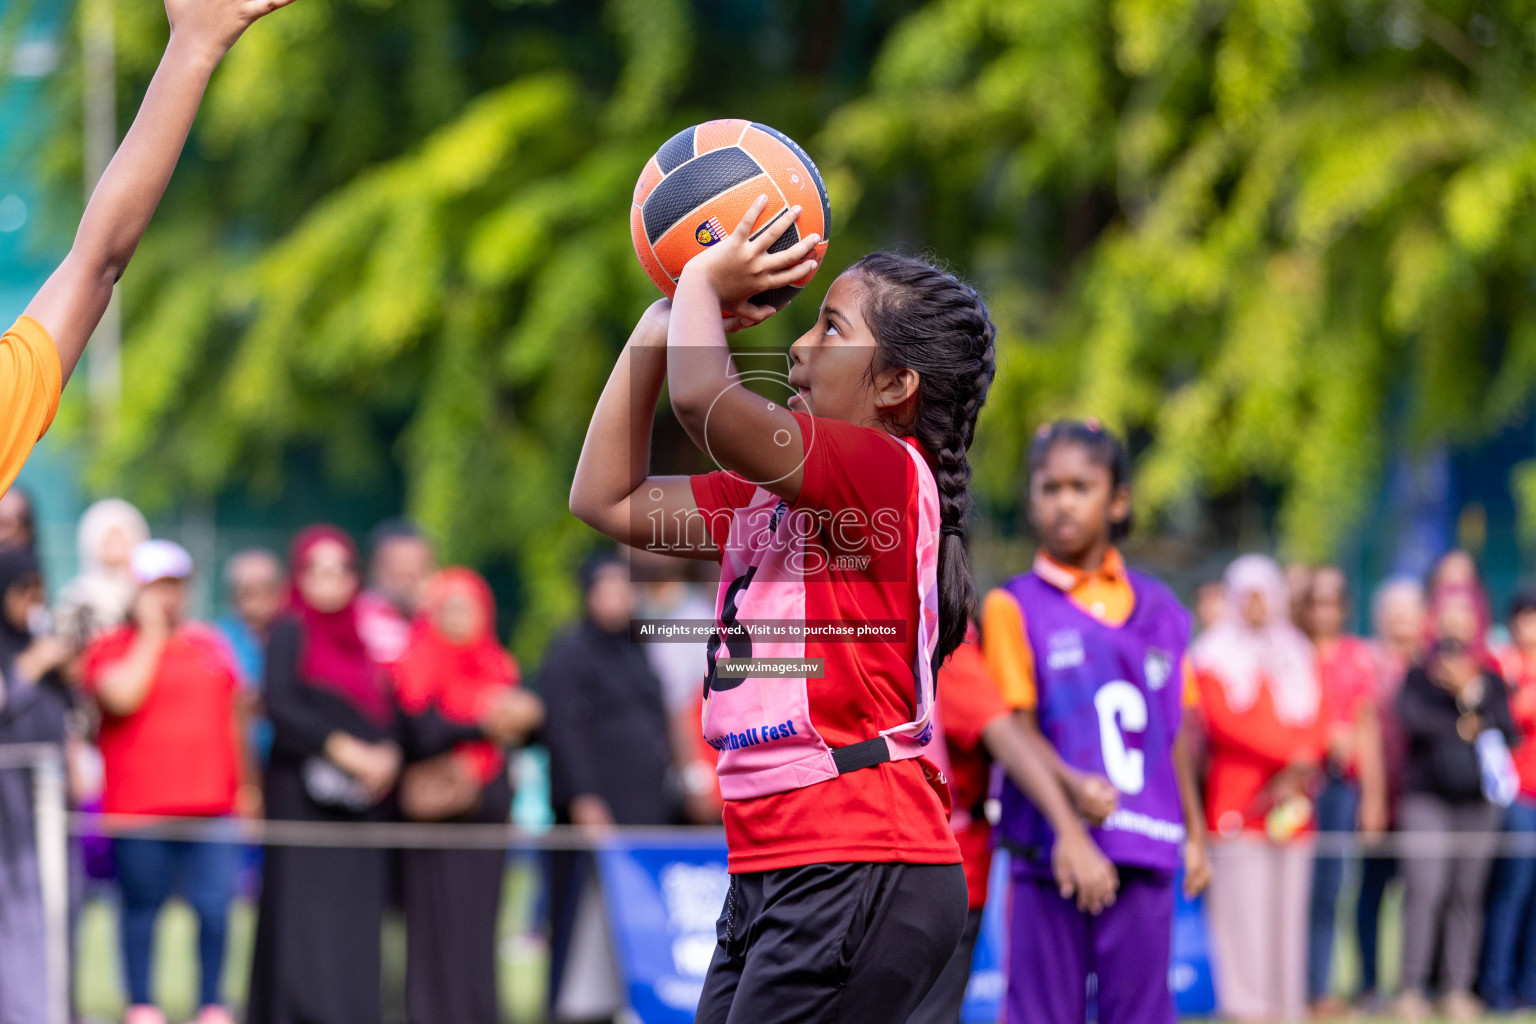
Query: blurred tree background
33 0 1536 657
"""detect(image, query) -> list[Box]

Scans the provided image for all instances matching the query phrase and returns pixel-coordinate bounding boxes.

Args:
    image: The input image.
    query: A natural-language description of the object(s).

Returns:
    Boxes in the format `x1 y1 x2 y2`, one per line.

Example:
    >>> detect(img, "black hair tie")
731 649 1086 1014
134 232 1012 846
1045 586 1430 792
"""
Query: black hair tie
940 524 965 538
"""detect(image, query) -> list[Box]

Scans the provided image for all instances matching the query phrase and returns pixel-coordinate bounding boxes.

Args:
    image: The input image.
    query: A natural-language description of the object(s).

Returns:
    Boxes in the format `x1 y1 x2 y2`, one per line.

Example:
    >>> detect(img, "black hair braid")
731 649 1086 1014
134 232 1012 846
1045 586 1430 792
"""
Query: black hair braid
852 253 997 666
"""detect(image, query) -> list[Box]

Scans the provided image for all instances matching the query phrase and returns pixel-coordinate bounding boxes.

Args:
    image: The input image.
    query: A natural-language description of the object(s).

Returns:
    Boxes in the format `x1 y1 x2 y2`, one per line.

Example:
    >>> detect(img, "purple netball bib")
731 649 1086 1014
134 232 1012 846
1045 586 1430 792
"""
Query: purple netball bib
997 569 1191 876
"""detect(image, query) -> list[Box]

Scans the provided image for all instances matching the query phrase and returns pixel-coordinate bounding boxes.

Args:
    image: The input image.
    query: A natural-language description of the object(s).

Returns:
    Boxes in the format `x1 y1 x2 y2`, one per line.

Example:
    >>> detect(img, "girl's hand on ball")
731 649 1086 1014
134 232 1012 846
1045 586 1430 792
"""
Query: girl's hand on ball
722 303 777 334
686 194 821 320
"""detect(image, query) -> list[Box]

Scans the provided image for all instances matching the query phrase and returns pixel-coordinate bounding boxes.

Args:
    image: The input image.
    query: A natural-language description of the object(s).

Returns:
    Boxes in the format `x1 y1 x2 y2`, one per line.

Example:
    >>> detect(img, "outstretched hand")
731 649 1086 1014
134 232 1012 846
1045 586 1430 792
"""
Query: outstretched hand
166 0 298 61
682 193 820 330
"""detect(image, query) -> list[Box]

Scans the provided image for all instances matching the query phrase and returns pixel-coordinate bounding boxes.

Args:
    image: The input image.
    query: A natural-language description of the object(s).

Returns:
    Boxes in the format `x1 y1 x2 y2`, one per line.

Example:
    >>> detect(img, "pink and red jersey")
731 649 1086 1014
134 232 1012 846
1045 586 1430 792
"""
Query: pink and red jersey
689 410 959 874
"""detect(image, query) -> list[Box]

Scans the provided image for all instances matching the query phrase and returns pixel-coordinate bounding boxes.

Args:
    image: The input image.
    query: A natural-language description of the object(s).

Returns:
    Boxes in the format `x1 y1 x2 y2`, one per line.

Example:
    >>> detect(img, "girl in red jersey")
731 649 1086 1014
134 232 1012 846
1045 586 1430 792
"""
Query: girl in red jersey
571 194 994 1022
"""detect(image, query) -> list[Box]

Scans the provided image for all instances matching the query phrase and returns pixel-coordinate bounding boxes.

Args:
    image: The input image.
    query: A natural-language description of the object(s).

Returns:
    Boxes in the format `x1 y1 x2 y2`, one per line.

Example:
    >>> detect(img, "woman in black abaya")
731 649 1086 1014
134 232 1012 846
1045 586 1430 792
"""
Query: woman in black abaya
540 550 677 1021
248 527 401 1024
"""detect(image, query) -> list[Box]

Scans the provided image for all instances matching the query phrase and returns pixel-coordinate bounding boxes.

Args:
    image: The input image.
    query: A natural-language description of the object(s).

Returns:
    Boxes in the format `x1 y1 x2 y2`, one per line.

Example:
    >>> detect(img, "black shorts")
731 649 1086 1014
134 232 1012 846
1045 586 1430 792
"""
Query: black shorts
905 907 984 1024
695 860 968 1024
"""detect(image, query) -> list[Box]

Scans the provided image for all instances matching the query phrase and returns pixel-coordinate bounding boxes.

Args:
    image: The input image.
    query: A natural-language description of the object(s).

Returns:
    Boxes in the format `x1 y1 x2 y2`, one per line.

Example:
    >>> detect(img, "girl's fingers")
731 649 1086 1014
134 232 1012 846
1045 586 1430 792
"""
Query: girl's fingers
722 302 777 333
749 204 802 252
732 195 772 241
723 306 775 334
763 232 821 270
764 259 818 289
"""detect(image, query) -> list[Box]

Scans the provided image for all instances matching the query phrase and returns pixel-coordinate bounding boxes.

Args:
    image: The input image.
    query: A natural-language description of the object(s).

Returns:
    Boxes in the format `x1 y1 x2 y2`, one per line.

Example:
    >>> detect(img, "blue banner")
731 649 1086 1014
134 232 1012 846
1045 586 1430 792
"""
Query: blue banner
1170 869 1217 1016
594 842 1214 1022
961 853 1010 1022
595 842 732 1023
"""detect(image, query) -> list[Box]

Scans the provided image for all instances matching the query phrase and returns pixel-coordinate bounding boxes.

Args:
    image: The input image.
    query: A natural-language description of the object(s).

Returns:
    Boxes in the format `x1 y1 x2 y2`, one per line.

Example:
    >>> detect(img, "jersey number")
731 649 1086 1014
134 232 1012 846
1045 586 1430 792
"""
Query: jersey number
704 567 755 696
1093 681 1147 795
702 500 788 697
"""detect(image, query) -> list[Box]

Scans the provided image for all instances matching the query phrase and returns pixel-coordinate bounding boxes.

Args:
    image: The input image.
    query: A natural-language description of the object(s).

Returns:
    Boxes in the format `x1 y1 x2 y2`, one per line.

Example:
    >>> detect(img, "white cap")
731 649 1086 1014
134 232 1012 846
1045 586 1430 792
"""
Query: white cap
130 540 194 586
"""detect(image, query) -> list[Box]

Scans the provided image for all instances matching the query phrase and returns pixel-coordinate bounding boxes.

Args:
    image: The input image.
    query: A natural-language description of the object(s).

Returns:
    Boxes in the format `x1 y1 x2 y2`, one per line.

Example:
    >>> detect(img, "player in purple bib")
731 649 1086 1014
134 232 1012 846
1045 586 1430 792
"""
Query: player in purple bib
982 421 1211 1024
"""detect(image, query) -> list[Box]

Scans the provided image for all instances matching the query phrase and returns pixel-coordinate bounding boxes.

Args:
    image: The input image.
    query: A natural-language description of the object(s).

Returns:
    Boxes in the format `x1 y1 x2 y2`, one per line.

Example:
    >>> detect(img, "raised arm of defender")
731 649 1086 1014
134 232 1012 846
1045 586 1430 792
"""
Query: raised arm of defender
25 0 298 381
0 0 296 498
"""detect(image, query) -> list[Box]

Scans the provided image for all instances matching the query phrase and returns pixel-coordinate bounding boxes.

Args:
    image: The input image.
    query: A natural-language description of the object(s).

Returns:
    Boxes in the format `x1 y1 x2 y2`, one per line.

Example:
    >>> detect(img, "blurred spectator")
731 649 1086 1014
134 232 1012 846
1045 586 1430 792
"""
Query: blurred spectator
1373 578 1429 696
1394 584 1517 1023
1195 577 1227 635
1192 554 1325 1023
357 518 435 668
55 498 150 650
216 549 285 687
1355 576 1426 1007
395 568 542 1024
1479 586 1536 1011
1302 567 1388 1013
0 545 73 1024
1284 561 1313 627
0 486 36 551
248 527 400 1024
541 550 674 1022
633 548 719 824
80 540 249 1024
216 549 285 892
56 499 151 882
1429 550 1494 651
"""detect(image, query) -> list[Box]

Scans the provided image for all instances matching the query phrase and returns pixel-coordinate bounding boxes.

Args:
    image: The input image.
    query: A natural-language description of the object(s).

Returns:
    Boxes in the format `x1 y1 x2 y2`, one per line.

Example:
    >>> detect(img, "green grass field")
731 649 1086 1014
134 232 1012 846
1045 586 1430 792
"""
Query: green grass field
75 861 548 1024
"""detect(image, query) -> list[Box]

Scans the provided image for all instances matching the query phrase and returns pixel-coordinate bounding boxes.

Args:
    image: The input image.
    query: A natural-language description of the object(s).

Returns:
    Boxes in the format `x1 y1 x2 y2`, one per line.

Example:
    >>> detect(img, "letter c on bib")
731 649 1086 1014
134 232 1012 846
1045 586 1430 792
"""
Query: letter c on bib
1093 680 1147 796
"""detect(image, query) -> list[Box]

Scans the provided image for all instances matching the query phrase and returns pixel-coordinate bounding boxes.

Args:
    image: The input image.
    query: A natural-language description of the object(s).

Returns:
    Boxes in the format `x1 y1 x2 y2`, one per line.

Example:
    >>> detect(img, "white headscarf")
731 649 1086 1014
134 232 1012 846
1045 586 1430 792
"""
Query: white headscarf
55 498 150 644
1190 553 1321 726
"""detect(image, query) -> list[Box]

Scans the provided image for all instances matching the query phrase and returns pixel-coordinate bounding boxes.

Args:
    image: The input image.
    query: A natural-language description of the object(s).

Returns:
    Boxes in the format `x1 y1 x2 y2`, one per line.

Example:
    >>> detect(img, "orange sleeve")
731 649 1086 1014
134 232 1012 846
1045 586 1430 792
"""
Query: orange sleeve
0 316 63 497
982 588 1036 710
1181 655 1201 709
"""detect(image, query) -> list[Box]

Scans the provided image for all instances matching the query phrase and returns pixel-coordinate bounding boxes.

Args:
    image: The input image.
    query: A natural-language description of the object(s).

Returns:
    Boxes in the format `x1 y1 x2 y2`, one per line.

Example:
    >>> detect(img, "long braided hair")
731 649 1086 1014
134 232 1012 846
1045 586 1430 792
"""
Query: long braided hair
851 253 997 665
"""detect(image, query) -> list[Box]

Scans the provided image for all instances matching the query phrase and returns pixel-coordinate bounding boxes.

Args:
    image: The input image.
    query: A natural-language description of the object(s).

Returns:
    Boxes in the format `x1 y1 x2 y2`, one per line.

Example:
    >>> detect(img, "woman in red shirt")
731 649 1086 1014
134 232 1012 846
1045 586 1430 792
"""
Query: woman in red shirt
1192 554 1326 1023
1300 566 1388 1013
83 540 251 1024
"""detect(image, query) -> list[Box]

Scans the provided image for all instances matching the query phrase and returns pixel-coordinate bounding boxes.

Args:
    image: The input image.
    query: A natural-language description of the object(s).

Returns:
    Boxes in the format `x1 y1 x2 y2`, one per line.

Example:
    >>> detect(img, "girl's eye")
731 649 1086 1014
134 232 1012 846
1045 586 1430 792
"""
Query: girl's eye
825 321 839 336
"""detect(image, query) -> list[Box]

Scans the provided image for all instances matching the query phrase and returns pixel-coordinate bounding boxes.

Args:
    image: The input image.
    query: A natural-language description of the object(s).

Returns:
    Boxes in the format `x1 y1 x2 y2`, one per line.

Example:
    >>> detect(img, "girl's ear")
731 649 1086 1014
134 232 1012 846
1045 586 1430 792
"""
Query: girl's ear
1109 482 1133 533
872 365 920 412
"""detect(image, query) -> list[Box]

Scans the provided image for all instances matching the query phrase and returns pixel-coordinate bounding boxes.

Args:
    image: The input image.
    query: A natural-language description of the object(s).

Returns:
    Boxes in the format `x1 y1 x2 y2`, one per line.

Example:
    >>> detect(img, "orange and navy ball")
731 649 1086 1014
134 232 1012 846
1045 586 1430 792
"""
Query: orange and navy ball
631 119 831 310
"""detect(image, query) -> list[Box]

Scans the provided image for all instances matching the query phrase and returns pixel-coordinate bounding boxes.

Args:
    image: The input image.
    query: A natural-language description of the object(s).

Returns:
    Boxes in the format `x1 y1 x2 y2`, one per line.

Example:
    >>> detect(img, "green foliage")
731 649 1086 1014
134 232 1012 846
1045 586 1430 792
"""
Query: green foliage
42 0 1536 655
826 0 1536 563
